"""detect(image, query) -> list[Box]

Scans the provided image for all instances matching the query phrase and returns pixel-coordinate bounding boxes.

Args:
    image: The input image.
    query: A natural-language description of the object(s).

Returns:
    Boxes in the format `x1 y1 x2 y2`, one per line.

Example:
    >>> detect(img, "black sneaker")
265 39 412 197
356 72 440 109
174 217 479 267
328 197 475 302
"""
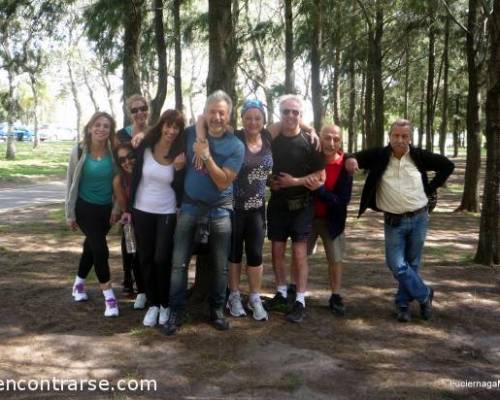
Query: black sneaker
420 287 434 320
329 294 346 316
287 284 297 307
210 308 230 331
285 301 305 323
163 309 184 336
263 292 288 312
396 307 411 323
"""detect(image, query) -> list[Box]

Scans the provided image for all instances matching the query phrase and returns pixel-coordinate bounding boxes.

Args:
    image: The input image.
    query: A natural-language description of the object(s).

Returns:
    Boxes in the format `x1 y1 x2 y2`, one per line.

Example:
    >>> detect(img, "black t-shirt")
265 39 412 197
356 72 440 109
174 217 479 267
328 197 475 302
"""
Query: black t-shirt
270 129 325 202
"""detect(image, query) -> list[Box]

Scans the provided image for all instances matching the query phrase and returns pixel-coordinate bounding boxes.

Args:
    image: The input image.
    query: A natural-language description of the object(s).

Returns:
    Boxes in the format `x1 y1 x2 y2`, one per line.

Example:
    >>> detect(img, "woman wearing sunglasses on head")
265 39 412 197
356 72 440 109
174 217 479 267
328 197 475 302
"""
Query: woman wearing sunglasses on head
130 109 186 327
65 111 119 317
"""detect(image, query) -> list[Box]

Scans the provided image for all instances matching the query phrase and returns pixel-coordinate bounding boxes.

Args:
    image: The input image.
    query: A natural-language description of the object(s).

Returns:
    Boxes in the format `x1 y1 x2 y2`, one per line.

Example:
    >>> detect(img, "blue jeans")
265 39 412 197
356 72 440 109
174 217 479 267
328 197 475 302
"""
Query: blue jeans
384 211 430 308
169 212 232 311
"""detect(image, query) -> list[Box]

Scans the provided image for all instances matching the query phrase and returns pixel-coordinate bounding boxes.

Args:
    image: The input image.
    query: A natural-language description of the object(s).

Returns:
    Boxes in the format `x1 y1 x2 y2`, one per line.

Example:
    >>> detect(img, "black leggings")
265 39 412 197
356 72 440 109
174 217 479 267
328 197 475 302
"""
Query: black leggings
229 208 265 266
120 233 145 293
75 198 112 284
132 208 176 308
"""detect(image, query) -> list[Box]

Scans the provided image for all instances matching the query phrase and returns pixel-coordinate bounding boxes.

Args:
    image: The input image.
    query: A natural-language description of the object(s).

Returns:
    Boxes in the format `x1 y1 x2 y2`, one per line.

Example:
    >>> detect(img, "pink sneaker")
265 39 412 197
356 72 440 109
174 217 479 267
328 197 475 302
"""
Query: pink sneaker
104 298 119 317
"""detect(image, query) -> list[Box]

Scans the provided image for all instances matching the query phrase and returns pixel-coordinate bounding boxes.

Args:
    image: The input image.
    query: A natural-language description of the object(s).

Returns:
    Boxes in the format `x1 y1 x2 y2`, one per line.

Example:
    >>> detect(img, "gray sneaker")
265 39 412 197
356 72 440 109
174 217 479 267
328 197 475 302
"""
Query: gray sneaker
226 294 247 317
248 300 269 321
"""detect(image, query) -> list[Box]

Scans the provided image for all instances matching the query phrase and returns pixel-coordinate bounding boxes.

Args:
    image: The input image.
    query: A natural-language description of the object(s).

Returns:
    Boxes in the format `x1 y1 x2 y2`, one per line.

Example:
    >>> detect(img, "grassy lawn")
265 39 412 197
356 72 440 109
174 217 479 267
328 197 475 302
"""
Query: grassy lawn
0 141 74 184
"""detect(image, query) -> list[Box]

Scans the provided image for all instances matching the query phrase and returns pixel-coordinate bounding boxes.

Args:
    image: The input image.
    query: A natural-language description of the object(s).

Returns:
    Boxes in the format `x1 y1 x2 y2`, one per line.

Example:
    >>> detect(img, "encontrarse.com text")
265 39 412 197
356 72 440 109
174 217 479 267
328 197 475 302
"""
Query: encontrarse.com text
0 378 157 392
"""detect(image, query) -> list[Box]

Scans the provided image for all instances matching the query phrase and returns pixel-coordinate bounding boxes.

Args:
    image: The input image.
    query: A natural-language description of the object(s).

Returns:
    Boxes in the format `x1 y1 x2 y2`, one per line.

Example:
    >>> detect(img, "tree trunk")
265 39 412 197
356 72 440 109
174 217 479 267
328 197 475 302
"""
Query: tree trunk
99 62 116 121
29 74 40 149
348 54 356 153
5 66 16 160
67 60 82 141
458 0 481 212
83 67 99 113
194 0 240 299
439 15 450 156
207 0 239 110
453 96 460 157
173 0 183 112
426 2 436 151
284 0 295 93
310 0 323 132
475 0 500 265
365 24 374 148
403 39 410 119
373 4 384 147
122 0 144 127
149 0 167 125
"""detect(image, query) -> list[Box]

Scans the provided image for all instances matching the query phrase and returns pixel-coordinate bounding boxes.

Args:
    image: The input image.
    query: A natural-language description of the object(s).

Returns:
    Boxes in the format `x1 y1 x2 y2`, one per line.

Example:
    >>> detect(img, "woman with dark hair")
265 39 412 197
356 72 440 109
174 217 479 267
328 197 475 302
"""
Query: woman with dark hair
112 143 146 307
115 94 149 297
65 111 119 317
130 109 186 327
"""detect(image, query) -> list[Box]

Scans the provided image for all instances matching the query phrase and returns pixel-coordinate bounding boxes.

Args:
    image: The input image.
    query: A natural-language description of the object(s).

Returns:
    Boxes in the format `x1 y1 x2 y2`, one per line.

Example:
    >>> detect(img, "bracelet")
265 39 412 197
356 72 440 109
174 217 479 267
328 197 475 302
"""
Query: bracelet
201 153 210 162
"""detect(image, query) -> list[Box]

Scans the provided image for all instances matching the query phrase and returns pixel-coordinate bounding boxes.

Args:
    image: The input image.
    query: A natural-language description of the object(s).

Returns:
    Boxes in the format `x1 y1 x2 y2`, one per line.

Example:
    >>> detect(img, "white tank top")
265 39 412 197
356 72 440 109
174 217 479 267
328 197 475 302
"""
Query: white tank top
134 147 177 214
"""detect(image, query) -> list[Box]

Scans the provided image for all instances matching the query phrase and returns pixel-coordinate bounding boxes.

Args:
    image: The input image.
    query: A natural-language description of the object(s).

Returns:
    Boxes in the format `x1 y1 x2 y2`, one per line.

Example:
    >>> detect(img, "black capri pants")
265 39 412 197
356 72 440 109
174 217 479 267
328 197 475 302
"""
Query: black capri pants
229 207 265 267
75 197 112 284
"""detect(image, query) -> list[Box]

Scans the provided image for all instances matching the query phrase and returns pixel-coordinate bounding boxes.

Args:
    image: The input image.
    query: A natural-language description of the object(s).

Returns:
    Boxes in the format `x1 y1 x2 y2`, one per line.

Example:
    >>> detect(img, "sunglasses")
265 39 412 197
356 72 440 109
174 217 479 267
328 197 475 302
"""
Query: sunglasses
118 152 136 164
130 105 148 114
282 109 300 116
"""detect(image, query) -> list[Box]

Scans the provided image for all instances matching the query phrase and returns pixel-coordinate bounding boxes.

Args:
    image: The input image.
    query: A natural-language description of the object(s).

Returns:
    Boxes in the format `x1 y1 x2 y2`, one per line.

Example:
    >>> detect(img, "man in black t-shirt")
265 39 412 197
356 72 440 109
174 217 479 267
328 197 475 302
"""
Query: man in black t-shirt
264 94 325 323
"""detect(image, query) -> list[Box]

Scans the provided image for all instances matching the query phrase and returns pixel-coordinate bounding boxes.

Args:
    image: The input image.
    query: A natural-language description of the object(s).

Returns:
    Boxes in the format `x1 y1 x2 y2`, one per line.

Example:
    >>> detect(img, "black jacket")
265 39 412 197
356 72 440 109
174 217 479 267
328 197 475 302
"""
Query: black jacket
312 165 353 239
351 145 454 217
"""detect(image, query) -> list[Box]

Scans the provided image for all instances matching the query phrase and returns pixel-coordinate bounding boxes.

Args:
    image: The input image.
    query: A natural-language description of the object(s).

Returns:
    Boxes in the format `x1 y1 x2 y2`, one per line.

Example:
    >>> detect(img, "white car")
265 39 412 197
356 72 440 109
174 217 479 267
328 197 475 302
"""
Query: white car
39 126 78 141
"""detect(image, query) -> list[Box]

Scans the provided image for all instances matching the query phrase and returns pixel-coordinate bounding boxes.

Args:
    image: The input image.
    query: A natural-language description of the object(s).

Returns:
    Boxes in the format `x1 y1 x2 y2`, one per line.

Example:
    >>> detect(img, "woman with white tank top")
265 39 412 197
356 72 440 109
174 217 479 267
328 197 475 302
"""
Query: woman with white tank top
129 109 186 327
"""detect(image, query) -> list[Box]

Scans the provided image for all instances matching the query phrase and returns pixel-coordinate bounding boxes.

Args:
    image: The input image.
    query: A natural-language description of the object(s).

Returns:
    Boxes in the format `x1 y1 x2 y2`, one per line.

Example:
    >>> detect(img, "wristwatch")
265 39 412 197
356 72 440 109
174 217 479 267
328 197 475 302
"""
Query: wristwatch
201 153 210 162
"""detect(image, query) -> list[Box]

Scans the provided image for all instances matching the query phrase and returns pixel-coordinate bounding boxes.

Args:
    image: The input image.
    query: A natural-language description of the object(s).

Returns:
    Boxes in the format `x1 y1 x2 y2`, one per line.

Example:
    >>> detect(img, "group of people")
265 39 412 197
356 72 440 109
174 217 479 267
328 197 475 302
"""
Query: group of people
65 89 454 334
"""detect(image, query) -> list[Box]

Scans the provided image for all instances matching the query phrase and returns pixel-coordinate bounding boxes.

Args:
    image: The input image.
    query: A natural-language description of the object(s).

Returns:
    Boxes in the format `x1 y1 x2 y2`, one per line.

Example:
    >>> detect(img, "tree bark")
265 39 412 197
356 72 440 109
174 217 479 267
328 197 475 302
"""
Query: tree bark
29 74 40 148
439 15 450 156
418 78 425 148
310 0 323 132
122 0 144 127
348 54 356 153
364 24 374 148
83 67 99 113
403 39 410 119
149 0 168 125
373 3 384 147
5 65 16 160
207 0 239 116
426 1 436 151
173 0 183 112
475 0 500 265
284 0 295 93
99 61 116 122
67 60 82 142
458 0 482 212
453 96 460 157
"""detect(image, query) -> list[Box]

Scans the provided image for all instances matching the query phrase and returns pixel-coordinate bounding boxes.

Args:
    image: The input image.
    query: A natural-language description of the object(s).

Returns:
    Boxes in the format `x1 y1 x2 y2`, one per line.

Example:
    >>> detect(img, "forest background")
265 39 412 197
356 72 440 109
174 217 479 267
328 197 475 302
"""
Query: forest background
0 0 498 265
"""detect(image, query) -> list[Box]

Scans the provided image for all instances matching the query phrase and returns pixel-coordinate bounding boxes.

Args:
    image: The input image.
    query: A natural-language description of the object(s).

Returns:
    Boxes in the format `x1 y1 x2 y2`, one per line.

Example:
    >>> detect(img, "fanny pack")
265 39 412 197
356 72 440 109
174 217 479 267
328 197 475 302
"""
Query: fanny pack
286 192 311 211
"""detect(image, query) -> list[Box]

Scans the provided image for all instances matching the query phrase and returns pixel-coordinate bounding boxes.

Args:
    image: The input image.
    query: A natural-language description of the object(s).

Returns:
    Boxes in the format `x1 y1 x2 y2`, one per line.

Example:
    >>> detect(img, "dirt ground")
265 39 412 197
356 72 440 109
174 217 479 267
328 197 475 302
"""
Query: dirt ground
0 158 499 400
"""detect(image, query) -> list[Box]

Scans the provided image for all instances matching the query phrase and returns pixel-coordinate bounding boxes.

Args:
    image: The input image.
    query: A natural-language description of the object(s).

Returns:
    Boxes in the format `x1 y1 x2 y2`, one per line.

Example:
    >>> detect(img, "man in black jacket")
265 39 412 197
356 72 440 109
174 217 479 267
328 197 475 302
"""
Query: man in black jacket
345 119 454 322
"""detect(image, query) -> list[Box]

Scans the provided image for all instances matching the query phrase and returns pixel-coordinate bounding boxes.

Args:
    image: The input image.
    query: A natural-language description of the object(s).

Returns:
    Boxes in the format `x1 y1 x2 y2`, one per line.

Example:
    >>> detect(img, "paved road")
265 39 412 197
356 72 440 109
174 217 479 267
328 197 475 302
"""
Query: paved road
0 181 66 212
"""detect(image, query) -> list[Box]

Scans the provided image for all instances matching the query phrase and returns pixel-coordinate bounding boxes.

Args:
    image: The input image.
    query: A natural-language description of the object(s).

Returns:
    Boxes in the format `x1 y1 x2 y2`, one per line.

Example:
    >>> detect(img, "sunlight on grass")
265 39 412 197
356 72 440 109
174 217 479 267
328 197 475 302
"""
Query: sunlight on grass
0 142 74 181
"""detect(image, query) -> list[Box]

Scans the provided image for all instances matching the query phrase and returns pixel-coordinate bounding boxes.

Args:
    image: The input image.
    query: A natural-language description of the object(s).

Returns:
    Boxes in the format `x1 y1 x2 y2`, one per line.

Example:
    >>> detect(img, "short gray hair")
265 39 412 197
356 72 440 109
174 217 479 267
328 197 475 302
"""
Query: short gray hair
389 118 412 135
205 90 233 117
279 94 304 113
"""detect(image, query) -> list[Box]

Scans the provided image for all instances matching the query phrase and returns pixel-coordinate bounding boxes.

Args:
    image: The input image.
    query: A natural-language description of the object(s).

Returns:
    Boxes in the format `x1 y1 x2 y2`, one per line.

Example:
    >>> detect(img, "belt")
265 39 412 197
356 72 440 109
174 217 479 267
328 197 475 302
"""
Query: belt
384 205 428 219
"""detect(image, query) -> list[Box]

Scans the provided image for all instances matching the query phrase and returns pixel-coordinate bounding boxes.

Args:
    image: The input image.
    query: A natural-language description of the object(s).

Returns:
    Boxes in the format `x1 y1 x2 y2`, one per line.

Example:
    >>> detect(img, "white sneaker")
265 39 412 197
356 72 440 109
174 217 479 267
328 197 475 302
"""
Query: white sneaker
143 306 159 327
134 293 147 309
159 306 170 325
72 283 88 302
248 300 268 321
226 294 247 317
104 298 119 317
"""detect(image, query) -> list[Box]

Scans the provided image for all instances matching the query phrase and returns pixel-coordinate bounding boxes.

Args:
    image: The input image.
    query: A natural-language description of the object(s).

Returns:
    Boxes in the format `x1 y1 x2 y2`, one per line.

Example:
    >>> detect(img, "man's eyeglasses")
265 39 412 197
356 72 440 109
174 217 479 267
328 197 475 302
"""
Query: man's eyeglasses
281 109 300 116
118 152 136 164
130 105 148 114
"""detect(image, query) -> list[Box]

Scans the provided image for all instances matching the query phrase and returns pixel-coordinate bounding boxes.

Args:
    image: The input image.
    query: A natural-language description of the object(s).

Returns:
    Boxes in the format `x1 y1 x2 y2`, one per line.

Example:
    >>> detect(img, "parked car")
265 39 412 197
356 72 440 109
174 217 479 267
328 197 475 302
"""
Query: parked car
0 123 33 141
39 125 77 141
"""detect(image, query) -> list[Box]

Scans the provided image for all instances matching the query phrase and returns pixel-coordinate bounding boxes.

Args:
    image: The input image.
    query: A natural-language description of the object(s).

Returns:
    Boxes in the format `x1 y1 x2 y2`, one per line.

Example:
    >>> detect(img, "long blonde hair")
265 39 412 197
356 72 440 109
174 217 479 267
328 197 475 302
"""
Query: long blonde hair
82 112 116 149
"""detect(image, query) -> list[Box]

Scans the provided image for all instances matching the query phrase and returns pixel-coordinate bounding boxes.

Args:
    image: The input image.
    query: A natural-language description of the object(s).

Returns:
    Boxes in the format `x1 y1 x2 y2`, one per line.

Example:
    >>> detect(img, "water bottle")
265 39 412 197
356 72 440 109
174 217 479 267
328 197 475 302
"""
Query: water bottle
123 222 137 254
